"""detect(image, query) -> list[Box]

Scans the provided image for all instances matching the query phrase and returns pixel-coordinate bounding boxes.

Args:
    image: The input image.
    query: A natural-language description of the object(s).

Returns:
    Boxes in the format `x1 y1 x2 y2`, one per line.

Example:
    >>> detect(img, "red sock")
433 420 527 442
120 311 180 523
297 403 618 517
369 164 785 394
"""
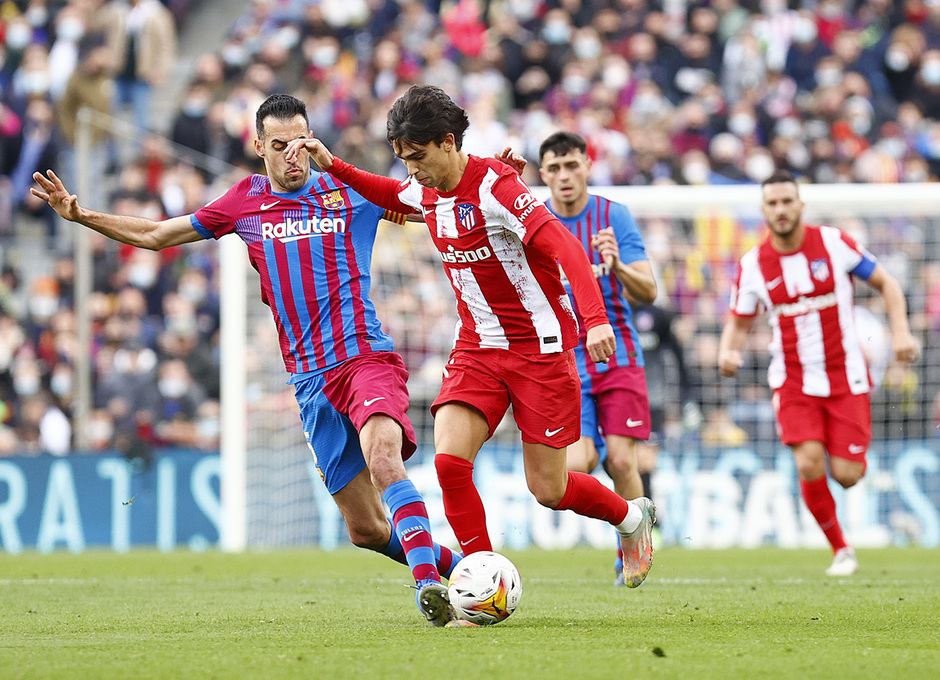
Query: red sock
800 476 847 552
435 453 492 554
556 472 630 525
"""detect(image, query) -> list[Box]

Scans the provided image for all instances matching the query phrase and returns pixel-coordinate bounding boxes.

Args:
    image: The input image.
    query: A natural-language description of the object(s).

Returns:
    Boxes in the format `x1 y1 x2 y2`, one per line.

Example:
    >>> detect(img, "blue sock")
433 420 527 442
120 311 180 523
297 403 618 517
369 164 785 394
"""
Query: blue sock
382 479 439 583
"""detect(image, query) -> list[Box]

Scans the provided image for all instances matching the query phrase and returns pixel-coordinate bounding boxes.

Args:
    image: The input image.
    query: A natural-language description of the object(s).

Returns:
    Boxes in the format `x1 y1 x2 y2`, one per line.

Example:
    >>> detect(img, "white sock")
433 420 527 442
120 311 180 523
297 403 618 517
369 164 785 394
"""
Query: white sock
617 501 642 535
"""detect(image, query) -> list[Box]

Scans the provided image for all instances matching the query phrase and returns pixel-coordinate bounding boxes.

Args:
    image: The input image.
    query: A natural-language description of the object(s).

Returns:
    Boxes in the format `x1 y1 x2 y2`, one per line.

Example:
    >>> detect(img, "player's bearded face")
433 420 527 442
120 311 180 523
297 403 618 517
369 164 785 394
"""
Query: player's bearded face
259 116 311 192
762 183 803 239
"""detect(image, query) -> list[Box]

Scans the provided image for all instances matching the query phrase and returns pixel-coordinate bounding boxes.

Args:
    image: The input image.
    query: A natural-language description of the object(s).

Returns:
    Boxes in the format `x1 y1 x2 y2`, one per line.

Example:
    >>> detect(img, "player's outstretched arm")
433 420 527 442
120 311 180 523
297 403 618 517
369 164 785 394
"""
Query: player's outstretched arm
718 315 753 377
866 264 919 364
30 170 202 250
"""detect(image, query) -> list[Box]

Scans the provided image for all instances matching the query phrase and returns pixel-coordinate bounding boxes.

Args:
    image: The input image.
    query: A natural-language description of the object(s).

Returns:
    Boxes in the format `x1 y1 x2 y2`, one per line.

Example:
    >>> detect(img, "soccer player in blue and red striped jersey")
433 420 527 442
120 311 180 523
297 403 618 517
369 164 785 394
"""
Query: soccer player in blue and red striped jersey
538 131 659 587
31 94 469 627
293 85 656 593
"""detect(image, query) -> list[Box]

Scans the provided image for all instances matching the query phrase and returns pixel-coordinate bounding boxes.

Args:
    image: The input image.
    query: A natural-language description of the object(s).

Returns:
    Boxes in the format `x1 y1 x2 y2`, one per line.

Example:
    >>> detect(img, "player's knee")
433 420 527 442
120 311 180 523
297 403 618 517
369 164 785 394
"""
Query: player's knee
832 469 863 489
527 479 565 509
346 521 388 552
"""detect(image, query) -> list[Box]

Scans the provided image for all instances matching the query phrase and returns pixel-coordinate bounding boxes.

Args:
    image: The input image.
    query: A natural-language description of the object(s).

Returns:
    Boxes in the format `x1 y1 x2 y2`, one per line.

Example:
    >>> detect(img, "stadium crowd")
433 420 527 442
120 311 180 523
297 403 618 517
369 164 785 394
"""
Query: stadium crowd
0 0 939 456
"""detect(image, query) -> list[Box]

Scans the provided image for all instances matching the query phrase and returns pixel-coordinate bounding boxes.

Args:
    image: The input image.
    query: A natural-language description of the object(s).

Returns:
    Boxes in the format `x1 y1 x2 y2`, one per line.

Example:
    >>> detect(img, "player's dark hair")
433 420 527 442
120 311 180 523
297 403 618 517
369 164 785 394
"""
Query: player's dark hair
762 169 797 188
538 131 588 163
255 94 308 140
386 85 470 150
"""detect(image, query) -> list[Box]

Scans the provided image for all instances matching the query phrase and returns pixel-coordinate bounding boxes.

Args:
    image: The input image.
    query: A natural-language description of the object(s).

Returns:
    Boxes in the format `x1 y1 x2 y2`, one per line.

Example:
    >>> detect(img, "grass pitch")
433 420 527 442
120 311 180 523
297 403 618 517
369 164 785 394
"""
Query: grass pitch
1 547 938 680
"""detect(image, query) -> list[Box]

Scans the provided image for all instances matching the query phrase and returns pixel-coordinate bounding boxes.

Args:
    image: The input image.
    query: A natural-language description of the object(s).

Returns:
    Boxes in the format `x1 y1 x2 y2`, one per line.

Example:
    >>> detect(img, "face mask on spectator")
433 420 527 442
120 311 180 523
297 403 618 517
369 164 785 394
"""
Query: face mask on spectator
682 162 710 184
181 97 210 117
602 64 630 90
198 417 220 440
88 418 114 444
815 67 843 88
573 37 602 60
221 43 249 67
5 24 33 50
786 143 811 170
542 21 571 45
877 138 907 159
728 113 757 137
29 296 58 319
745 154 775 182
562 74 591 96
159 378 188 399
21 72 51 96
51 371 72 397
310 44 339 67
57 19 85 42
921 61 940 86
14 375 41 396
885 48 910 72
127 264 158 289
631 93 661 116
793 18 817 44
27 7 48 26
850 115 871 136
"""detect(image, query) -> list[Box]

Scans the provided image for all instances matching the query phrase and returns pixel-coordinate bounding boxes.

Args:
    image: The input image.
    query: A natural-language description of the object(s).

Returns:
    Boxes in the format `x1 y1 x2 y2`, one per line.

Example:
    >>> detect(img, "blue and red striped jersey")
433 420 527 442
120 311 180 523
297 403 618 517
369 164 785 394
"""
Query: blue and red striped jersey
191 172 405 377
548 194 649 386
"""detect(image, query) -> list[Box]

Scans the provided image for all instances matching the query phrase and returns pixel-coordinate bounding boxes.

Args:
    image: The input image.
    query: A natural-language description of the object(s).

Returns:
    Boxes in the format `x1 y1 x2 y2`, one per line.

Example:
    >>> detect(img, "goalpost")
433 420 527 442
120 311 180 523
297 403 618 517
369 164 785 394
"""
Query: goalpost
220 182 940 552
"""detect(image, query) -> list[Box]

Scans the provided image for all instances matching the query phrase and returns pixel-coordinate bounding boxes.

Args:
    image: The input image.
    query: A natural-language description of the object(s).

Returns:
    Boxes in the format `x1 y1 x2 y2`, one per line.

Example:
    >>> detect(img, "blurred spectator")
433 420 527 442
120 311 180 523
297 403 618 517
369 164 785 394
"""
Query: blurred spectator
153 358 207 447
98 0 177 135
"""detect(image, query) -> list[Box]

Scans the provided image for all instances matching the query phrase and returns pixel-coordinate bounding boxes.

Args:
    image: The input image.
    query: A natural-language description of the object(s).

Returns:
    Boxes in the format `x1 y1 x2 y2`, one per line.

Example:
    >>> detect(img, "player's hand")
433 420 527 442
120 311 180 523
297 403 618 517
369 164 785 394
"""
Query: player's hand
892 330 919 364
495 147 526 175
30 170 82 222
591 228 620 269
285 137 334 170
718 349 742 377
586 323 616 363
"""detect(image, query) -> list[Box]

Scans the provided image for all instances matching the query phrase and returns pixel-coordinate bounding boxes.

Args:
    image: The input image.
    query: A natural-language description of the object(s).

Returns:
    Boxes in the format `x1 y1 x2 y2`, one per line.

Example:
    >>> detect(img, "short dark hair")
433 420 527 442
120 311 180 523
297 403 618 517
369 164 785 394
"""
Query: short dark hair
762 169 797 188
386 85 470 150
255 94 308 140
538 131 587 163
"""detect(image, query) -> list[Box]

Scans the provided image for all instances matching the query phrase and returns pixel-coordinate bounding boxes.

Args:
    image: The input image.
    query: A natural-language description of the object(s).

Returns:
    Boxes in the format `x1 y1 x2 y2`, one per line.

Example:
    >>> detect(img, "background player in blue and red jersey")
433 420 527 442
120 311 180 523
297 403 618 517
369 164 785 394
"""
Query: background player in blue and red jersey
538 131 659 586
30 94 469 627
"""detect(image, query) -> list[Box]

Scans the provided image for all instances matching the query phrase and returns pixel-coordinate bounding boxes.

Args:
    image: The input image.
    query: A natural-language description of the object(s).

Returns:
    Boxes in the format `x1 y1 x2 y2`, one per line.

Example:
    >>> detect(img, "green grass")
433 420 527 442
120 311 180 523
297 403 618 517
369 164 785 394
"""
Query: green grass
1 547 938 680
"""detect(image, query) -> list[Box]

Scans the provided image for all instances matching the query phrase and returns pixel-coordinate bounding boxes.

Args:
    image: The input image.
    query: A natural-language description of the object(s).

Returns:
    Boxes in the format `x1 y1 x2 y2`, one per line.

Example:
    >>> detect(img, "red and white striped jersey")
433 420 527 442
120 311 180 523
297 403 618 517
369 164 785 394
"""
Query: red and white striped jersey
395 155 580 355
729 224 879 397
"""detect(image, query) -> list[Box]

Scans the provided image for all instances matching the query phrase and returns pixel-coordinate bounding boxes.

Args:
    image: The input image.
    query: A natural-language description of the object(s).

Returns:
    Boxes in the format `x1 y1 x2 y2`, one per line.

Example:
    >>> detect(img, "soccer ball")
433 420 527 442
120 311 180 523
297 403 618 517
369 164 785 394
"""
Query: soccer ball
447 551 522 625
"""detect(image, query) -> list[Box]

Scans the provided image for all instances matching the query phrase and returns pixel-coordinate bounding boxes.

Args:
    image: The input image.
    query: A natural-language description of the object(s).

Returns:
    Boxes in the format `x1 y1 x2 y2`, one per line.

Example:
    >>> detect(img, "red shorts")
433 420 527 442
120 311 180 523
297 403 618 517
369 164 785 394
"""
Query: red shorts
773 388 871 462
321 351 417 460
586 366 652 441
431 348 580 448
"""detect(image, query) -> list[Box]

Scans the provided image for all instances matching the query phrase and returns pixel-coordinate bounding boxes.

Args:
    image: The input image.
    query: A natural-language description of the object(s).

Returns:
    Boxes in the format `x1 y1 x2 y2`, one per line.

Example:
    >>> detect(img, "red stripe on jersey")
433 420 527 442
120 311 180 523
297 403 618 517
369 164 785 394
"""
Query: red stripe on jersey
757 241 804 394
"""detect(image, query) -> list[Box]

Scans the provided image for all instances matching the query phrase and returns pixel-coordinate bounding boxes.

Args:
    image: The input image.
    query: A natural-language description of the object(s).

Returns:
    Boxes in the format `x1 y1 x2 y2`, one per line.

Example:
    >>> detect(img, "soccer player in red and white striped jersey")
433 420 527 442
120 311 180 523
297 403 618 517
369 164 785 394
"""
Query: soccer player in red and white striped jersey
291 85 657 592
718 170 918 576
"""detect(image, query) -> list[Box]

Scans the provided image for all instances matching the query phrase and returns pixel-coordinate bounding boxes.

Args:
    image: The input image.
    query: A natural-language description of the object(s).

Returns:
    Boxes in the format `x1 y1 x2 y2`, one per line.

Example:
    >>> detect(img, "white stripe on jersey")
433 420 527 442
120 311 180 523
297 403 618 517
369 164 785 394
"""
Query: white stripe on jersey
448 265 509 348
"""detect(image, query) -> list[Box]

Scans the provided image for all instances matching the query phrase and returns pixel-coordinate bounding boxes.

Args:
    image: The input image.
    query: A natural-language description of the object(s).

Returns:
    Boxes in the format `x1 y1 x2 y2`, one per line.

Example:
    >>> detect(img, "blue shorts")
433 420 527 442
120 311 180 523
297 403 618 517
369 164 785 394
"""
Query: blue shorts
294 352 416 495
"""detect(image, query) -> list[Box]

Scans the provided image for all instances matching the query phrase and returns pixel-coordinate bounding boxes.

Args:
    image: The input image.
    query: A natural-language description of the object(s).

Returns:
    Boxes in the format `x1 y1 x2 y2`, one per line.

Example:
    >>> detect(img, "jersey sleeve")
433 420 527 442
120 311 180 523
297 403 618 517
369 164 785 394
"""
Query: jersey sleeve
609 202 648 265
328 157 419 216
827 226 878 280
487 168 556 242
729 249 762 317
191 179 251 239
530 219 608 330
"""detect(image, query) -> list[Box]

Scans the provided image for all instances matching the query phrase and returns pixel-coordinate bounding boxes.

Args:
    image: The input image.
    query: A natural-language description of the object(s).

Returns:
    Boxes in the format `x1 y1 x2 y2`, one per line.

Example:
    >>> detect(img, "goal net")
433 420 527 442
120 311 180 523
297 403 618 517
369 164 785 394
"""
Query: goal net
226 183 940 551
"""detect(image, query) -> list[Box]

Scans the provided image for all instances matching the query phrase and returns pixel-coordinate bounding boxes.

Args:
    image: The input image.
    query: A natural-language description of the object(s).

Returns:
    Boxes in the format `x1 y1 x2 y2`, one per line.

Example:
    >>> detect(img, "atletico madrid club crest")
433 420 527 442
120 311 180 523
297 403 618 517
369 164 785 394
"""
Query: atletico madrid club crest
810 258 830 282
456 203 478 230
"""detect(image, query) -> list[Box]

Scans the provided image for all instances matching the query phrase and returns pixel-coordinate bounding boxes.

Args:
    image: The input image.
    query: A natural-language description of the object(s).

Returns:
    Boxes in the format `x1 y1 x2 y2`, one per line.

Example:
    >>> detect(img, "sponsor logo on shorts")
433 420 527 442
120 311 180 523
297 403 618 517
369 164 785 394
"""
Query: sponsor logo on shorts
766 276 783 290
363 396 386 406
545 426 564 437
848 444 866 454
626 418 644 428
